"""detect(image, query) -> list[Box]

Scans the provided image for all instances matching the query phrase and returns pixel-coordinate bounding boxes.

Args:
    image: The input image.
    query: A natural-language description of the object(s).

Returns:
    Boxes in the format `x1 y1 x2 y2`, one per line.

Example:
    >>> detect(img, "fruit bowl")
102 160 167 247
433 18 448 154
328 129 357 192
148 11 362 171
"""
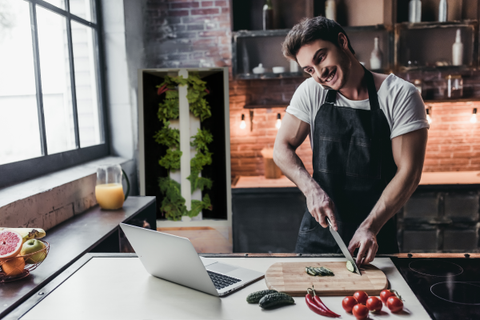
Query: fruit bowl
0 240 50 283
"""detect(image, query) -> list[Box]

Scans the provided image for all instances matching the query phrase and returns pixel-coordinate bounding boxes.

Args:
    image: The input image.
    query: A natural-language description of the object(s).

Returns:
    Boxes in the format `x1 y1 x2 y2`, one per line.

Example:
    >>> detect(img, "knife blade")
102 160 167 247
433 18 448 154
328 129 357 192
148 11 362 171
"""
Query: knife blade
326 217 362 276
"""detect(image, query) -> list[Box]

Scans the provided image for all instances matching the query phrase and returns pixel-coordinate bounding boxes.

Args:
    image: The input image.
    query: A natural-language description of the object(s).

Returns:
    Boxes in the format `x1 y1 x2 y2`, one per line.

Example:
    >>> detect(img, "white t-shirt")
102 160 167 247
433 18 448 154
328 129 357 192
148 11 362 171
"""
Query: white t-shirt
286 74 430 146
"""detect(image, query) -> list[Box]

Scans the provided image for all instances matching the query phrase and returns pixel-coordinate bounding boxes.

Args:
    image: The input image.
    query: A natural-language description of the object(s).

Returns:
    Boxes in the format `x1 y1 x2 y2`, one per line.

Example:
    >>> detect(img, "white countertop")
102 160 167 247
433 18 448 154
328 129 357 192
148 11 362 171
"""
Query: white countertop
233 171 480 188
19 256 431 320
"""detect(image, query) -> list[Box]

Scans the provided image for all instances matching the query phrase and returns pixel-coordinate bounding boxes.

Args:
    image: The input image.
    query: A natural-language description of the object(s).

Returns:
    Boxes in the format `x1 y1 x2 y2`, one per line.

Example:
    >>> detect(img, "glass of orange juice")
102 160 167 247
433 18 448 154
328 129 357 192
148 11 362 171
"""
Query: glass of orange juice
95 164 129 210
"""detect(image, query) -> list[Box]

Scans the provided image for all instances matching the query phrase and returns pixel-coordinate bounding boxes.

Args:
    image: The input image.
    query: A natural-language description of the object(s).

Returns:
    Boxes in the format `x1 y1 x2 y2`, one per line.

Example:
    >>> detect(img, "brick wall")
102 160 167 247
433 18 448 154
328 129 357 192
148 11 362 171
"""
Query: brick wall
144 0 231 69
143 1 480 179
424 101 480 172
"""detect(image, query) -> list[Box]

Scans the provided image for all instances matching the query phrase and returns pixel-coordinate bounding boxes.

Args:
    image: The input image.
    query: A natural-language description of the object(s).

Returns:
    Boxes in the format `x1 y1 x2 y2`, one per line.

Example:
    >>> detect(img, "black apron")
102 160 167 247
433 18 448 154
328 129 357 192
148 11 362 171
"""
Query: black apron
295 68 399 254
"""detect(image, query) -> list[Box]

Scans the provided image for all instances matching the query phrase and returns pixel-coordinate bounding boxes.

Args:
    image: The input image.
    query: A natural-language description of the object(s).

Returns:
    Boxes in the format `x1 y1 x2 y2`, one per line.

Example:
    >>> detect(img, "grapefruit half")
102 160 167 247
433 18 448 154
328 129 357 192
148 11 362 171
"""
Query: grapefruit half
0 230 23 260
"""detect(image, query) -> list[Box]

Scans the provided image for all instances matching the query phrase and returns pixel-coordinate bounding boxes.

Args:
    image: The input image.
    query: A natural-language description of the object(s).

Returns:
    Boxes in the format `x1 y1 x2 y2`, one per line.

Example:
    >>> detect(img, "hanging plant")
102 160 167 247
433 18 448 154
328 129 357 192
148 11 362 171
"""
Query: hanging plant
154 73 213 221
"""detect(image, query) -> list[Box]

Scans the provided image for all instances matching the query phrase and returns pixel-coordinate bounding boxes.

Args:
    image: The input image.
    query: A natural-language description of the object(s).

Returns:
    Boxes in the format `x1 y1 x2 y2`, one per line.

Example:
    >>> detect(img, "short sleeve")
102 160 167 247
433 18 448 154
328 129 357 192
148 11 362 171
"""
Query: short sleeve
286 78 322 126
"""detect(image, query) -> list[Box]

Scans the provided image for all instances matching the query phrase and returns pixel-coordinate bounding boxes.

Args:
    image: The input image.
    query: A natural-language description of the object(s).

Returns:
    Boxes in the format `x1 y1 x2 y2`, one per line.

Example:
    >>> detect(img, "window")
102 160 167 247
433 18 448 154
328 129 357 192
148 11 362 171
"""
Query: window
0 0 107 188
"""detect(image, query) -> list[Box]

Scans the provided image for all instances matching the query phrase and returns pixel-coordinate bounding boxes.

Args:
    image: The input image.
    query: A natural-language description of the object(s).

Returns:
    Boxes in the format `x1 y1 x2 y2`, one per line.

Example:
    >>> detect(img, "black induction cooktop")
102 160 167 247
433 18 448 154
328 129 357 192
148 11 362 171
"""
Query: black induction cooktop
392 257 480 320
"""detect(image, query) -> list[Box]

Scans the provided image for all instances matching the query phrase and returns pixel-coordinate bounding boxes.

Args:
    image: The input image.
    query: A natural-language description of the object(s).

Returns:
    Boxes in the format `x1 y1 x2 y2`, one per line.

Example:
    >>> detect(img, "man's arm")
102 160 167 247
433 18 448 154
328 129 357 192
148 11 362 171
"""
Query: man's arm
348 128 428 264
273 113 338 230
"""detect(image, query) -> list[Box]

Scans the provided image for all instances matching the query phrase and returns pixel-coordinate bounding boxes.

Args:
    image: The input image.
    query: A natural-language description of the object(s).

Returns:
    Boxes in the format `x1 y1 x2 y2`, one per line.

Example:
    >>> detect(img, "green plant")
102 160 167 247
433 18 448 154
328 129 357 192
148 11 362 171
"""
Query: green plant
154 73 213 221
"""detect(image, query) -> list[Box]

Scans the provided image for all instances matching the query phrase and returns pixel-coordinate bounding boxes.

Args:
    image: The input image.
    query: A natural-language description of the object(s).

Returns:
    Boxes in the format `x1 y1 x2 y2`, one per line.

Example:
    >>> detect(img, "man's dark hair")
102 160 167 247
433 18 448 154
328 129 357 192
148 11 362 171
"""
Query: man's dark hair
282 16 355 61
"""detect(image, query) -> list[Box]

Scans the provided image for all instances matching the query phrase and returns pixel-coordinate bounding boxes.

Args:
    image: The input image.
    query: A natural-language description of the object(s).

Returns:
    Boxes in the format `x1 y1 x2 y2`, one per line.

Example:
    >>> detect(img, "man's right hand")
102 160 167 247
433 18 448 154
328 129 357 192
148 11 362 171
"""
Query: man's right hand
305 185 338 231
273 113 338 231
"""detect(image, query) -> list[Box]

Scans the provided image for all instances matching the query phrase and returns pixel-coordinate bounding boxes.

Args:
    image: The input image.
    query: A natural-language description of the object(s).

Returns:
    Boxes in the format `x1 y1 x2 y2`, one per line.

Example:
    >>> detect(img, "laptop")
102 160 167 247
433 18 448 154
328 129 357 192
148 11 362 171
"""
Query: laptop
119 223 264 297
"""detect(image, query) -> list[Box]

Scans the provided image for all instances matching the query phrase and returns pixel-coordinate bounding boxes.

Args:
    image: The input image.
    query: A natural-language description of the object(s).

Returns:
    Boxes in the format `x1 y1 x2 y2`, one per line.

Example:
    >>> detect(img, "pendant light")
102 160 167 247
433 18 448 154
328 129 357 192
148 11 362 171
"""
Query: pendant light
470 108 477 124
275 113 282 129
240 114 246 129
426 108 432 124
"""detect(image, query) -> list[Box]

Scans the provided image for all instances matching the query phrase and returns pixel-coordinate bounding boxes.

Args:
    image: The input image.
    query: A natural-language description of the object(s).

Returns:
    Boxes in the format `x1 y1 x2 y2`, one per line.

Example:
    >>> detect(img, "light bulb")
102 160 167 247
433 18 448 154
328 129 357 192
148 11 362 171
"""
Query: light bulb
426 108 432 124
470 108 477 124
275 113 282 129
240 114 246 129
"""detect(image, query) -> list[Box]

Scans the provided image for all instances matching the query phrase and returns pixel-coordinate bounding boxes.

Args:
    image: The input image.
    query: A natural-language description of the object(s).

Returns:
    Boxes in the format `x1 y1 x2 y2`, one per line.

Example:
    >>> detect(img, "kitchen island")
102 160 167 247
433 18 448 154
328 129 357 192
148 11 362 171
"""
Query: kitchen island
5 253 438 319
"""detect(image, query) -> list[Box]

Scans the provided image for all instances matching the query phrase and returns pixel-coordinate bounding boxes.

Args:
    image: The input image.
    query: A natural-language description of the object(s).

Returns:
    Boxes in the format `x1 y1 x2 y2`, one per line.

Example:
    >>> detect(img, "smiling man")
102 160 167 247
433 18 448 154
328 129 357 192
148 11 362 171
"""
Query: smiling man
273 17 429 264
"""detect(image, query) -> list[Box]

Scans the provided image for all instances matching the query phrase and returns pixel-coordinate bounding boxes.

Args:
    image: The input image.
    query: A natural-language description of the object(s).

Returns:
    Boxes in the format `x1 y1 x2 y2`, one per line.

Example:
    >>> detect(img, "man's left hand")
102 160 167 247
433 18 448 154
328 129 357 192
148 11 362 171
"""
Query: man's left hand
348 227 378 265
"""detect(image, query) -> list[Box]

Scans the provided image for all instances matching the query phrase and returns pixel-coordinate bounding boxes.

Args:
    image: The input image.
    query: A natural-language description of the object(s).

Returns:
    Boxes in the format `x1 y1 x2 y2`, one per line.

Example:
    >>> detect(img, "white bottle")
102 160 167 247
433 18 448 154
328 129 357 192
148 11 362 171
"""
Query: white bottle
370 37 383 70
438 0 447 22
409 0 421 23
325 0 336 21
452 29 463 66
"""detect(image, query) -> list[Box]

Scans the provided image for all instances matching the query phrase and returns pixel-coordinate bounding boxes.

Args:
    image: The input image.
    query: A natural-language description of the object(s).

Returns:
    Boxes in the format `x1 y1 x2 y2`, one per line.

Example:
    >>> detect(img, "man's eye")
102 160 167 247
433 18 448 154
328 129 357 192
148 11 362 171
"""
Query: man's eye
305 68 314 74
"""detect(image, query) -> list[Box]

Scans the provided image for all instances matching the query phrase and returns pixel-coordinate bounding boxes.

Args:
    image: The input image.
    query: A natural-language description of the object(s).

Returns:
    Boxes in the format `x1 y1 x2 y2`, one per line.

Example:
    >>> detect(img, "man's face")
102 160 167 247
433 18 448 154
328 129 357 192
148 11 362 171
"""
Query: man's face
296 35 351 90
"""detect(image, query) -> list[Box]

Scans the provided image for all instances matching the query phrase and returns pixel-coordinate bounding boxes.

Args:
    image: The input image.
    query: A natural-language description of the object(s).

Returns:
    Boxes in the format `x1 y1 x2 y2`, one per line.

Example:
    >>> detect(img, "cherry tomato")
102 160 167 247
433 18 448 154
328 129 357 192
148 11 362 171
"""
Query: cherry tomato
353 291 369 305
366 296 382 313
342 296 357 313
380 289 395 304
352 303 369 320
387 296 404 313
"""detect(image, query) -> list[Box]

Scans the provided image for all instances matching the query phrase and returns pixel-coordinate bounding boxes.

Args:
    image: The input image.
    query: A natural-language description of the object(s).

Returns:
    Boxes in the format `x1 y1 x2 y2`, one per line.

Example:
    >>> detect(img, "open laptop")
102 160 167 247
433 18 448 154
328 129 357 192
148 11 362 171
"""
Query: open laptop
119 223 264 297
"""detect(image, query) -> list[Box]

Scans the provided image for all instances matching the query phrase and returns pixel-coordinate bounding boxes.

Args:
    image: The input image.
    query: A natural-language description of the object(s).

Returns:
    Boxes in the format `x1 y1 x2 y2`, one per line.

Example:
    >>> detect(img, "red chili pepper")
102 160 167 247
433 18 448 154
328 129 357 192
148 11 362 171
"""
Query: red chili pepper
305 288 340 318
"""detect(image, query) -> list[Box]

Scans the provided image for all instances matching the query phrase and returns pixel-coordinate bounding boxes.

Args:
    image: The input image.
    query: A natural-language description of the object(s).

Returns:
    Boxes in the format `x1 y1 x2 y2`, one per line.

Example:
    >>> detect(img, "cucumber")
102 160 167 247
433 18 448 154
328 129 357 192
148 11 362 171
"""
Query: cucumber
246 289 278 304
258 292 295 309
346 261 355 273
305 266 334 276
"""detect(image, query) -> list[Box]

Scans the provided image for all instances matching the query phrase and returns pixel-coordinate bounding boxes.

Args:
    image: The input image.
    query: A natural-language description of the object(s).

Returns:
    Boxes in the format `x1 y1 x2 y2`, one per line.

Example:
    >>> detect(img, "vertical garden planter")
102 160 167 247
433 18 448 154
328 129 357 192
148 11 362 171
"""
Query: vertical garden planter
138 68 231 226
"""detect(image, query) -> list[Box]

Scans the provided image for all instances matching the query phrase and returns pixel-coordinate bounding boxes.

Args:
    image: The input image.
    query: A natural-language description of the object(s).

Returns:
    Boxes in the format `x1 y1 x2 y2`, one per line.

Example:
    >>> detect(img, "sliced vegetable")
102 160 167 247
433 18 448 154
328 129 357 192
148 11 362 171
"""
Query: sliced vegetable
387 296 404 313
305 286 340 318
366 296 382 313
352 304 369 320
353 290 368 305
342 296 358 313
258 292 295 309
246 289 278 304
305 266 335 276
346 260 355 273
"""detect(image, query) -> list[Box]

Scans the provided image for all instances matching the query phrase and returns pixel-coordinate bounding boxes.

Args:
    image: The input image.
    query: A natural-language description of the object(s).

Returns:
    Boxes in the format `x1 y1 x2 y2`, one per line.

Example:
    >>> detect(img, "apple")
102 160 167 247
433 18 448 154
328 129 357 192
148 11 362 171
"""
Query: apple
20 239 46 264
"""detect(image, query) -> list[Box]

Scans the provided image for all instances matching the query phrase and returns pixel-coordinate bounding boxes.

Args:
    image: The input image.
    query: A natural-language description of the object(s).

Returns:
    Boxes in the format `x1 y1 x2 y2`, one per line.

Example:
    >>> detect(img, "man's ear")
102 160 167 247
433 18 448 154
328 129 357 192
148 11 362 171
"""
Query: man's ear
337 33 348 50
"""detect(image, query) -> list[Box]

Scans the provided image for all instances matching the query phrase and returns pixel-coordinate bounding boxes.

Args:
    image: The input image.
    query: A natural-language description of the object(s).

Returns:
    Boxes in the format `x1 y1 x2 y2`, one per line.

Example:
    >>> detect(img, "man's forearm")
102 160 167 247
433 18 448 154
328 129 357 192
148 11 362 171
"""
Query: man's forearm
273 143 319 197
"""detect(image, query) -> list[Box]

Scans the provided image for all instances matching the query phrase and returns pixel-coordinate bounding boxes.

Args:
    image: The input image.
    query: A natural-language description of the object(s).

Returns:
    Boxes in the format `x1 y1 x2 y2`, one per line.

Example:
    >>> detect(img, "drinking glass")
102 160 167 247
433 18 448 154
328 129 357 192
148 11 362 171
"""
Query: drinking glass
95 164 130 210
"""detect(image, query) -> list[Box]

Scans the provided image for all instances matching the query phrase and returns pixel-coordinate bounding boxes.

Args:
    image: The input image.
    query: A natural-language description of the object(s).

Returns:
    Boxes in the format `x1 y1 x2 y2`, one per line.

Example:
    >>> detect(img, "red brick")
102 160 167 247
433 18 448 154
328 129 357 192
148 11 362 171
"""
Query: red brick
191 8 220 15
215 1 227 6
202 1 214 7
169 10 189 16
171 2 199 9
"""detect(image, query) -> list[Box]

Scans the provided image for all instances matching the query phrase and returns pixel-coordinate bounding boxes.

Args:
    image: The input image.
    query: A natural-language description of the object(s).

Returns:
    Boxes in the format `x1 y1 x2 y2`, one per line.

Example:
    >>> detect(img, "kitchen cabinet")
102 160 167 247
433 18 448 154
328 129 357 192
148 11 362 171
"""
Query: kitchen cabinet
398 183 480 253
232 187 305 253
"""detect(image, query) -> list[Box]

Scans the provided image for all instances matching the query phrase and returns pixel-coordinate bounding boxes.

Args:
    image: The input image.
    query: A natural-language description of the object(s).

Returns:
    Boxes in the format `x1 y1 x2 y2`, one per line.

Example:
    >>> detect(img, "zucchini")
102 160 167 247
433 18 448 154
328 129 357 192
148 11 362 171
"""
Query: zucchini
259 292 295 309
246 289 278 304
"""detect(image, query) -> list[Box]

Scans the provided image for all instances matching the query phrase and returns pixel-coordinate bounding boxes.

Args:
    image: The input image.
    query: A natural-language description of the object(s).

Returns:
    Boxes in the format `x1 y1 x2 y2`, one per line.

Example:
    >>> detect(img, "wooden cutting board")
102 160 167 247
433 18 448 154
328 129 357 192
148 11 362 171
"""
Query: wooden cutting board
265 261 388 297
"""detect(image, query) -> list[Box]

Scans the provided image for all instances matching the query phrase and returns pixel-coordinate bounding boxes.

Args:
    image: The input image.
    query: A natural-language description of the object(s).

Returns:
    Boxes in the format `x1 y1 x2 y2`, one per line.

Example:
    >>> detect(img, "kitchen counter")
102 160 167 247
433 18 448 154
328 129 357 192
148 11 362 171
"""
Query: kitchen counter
233 171 480 188
6 254 432 320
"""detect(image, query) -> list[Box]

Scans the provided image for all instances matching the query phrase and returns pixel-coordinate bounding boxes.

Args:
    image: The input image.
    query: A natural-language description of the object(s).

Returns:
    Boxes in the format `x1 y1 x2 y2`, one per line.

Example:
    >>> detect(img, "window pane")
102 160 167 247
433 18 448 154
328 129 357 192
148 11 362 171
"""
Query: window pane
71 21 102 147
0 1 41 165
70 0 95 22
37 6 76 154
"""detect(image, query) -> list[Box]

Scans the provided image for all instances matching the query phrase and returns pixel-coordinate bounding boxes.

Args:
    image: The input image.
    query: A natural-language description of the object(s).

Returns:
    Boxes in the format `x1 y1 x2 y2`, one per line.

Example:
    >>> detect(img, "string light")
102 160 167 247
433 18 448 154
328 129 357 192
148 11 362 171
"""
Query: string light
470 108 477 124
275 113 282 129
426 108 432 124
240 114 246 129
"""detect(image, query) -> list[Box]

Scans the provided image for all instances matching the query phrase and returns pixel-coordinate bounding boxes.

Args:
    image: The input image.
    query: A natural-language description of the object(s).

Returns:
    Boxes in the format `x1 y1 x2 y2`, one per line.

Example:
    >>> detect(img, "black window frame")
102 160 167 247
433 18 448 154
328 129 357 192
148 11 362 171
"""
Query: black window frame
0 0 109 189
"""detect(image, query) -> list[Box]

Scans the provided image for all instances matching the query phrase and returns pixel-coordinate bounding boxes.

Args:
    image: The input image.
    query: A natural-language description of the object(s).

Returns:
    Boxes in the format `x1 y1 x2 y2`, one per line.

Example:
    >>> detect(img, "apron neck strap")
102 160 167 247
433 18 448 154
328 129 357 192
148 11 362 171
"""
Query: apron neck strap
325 65 380 111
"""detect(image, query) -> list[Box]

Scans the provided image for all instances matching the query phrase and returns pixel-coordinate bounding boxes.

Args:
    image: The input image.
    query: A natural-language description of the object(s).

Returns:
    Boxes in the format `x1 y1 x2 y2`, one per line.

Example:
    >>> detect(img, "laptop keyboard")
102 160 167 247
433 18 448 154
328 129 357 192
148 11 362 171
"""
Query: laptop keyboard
207 271 241 289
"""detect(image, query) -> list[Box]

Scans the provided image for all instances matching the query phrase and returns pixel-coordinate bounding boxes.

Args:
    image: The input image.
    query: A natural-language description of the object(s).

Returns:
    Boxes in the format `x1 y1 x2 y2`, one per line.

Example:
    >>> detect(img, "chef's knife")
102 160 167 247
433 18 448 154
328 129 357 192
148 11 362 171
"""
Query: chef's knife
326 217 362 276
